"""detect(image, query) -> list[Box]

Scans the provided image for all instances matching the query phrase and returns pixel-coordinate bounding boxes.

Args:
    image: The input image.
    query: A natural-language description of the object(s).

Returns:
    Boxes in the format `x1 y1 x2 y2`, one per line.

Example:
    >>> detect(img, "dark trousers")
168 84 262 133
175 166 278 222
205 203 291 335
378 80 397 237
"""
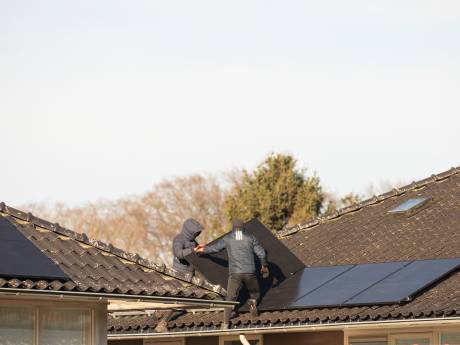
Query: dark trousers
226 273 260 303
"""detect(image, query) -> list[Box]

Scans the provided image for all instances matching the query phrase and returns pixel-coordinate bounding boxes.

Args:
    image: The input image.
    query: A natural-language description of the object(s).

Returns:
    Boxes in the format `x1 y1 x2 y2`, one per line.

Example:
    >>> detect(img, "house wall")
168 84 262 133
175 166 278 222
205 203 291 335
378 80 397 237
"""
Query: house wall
186 336 217 345
264 331 344 345
108 337 216 345
109 331 343 345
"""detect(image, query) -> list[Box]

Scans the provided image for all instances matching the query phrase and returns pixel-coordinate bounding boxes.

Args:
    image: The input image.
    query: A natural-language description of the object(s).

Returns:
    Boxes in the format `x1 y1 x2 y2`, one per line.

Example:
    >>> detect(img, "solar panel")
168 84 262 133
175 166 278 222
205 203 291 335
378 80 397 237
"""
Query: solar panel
257 258 460 311
0 217 69 281
185 218 305 289
345 257 460 305
291 261 409 308
258 265 354 310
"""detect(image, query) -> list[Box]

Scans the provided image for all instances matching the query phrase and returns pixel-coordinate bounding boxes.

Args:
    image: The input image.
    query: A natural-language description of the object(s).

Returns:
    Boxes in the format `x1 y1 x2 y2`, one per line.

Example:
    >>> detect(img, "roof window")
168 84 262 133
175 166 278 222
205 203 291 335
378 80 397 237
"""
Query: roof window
388 197 431 214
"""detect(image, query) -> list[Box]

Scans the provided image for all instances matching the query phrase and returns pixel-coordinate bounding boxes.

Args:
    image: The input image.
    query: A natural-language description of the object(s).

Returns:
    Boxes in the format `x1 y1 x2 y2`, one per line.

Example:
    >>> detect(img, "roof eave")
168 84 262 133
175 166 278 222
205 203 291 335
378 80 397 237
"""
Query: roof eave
0 287 237 308
108 315 460 339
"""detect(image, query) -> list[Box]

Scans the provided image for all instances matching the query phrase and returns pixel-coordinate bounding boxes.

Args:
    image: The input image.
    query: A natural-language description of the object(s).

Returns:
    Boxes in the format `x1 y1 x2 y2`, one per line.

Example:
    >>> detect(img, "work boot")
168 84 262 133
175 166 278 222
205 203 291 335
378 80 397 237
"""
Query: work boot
248 299 259 317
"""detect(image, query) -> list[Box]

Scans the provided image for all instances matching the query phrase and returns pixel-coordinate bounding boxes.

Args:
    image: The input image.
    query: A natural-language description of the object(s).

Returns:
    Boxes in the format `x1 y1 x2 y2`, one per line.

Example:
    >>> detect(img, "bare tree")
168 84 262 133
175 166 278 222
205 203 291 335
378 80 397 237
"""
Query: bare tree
22 174 227 265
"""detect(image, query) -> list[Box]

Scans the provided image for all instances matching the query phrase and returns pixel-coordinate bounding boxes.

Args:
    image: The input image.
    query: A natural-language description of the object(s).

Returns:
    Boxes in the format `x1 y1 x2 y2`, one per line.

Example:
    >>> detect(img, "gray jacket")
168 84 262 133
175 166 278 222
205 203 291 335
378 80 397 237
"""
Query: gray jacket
204 229 267 274
172 219 203 273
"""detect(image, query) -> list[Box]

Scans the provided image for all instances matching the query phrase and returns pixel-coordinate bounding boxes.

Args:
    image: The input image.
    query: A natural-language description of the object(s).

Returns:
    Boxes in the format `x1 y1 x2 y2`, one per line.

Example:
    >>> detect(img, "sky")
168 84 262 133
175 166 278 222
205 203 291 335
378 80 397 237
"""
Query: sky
1 0 459 207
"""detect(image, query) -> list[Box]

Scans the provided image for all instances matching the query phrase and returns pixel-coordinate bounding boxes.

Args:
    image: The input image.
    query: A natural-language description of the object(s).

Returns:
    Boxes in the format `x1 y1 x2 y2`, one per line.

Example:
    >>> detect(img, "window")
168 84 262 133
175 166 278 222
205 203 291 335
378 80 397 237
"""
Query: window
440 332 460 345
220 335 262 345
40 309 91 345
0 305 92 345
0 306 35 345
389 333 433 345
388 198 430 214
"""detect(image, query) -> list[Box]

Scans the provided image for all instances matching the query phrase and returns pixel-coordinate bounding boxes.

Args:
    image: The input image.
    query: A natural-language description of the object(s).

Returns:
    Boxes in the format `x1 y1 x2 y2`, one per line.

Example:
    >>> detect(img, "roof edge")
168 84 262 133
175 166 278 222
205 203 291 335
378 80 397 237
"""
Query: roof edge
108 314 460 338
278 166 460 238
0 202 225 296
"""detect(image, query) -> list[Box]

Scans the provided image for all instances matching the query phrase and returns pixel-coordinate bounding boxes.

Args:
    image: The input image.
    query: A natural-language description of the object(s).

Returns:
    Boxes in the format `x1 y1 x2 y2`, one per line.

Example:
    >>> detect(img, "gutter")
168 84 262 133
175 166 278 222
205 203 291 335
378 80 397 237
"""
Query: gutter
108 316 460 339
0 287 238 308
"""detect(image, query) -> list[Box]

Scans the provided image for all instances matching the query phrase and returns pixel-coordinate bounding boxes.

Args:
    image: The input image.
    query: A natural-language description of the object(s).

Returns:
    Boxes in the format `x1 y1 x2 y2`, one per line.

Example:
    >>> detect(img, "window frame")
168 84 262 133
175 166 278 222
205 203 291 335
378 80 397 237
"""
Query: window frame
345 324 460 345
143 339 185 345
348 336 388 345
439 330 460 345
389 332 434 345
219 334 263 345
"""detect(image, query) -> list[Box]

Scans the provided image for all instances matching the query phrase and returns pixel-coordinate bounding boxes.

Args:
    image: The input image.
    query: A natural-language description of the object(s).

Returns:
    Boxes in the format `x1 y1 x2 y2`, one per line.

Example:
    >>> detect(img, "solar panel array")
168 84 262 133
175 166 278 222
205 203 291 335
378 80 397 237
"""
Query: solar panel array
259 257 460 310
0 217 70 281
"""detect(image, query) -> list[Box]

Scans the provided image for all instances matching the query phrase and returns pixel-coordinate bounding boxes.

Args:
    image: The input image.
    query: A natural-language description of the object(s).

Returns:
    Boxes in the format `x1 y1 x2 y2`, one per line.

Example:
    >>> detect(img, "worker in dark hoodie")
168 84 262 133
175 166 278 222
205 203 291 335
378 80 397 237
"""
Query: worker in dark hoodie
172 218 204 274
195 219 268 327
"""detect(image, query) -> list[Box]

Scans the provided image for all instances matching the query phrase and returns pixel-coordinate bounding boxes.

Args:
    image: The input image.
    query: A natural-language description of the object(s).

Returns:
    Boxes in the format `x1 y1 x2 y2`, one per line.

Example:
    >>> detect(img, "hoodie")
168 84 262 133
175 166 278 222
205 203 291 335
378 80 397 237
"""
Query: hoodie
204 223 267 274
172 218 203 273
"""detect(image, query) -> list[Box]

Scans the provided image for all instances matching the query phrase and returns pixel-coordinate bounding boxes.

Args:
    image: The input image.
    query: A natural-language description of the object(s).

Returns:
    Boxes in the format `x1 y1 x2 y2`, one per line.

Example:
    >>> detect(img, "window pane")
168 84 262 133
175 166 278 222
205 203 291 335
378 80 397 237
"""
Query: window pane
0 306 34 345
441 332 460 345
395 338 430 345
40 309 91 345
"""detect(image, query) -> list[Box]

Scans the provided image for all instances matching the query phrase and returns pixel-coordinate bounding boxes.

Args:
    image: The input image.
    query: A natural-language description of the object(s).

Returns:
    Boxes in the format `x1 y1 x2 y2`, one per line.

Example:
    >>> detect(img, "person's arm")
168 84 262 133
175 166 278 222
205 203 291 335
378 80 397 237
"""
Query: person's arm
195 236 227 254
204 236 227 254
173 238 194 259
252 236 268 267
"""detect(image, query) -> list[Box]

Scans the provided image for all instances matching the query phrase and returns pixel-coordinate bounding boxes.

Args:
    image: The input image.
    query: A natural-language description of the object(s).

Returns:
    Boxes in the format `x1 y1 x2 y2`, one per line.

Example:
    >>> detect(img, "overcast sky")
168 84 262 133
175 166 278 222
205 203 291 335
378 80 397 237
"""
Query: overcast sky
1 0 459 207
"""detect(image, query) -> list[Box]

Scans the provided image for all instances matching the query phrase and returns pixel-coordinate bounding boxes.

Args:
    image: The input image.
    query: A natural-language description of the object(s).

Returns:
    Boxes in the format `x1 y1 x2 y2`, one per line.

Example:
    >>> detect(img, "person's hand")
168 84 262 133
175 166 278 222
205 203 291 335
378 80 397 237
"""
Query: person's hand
260 265 269 278
194 244 205 254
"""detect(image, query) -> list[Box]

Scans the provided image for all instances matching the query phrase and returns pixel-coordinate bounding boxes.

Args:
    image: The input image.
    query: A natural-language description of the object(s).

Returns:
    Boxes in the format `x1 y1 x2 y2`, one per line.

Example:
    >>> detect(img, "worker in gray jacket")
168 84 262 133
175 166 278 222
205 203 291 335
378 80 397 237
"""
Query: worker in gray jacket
195 219 268 322
172 218 203 274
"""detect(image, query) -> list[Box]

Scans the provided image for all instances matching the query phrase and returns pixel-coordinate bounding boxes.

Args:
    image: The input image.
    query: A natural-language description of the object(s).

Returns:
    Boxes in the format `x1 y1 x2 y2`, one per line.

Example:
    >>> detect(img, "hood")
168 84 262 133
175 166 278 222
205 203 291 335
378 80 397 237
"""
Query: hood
232 219 245 231
181 218 203 241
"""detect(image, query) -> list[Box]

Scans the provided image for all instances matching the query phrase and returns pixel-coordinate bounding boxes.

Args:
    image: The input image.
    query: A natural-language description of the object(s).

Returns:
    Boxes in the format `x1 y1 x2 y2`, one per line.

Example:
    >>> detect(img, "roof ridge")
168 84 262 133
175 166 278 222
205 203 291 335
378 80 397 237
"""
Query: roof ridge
0 202 225 296
278 165 460 238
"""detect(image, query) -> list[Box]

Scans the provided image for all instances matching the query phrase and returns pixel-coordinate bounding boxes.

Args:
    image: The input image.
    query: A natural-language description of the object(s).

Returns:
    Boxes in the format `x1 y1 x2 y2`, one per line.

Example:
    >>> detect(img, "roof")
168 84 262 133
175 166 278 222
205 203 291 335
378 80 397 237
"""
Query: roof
108 166 460 335
109 270 460 334
280 166 460 266
0 203 224 300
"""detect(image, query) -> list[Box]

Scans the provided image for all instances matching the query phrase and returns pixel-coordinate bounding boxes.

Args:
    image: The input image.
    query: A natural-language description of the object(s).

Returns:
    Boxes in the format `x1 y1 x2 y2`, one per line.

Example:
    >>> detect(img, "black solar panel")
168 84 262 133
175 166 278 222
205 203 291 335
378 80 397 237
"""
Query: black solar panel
258 258 460 311
292 261 409 308
345 257 460 305
258 264 354 310
0 217 69 281
185 218 304 290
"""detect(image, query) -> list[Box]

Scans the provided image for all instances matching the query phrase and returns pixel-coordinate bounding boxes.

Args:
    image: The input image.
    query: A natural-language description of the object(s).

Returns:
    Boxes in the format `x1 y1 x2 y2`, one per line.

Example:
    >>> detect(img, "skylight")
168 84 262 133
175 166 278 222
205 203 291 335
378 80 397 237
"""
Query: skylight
388 197 430 214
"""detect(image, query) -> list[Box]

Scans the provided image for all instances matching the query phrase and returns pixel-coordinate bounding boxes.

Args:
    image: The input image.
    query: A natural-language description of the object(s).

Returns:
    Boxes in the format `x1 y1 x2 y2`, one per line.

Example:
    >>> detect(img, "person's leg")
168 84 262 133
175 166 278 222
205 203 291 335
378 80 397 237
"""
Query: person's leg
243 273 260 302
242 273 260 317
222 273 243 329
226 273 243 302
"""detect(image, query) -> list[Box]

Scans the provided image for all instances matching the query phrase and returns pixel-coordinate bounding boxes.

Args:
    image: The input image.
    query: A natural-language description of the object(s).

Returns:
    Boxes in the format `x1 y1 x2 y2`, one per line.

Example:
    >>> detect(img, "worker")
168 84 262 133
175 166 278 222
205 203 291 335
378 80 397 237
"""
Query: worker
195 219 269 326
172 218 203 274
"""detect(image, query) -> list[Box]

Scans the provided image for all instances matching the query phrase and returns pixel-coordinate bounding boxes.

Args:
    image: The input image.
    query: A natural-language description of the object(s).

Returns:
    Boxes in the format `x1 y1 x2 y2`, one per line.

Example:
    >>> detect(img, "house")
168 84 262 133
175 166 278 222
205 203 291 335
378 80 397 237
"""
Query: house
0 203 234 345
107 166 460 345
